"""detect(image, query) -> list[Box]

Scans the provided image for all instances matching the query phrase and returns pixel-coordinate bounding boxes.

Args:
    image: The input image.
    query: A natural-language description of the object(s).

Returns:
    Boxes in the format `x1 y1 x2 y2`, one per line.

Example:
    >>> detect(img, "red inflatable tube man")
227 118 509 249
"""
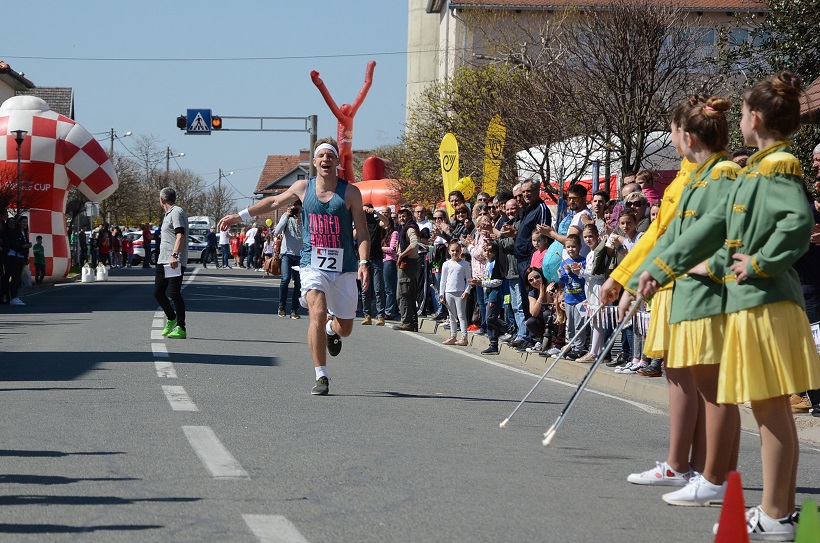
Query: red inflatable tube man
0 96 118 280
311 61 376 182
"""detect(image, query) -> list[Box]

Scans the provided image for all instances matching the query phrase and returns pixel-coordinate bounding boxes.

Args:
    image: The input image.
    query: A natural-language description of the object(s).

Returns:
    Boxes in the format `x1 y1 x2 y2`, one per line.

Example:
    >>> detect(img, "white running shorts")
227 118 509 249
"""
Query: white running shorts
299 267 358 320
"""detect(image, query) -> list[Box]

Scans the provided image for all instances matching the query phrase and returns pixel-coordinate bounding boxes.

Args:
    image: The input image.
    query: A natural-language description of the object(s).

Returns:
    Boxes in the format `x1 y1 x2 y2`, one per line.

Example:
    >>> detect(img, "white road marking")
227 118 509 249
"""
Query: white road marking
182 426 249 479
151 330 164 340
152 318 164 328
155 361 178 378
162 385 198 411
243 515 310 543
407 332 664 416
154 311 165 320
152 343 169 358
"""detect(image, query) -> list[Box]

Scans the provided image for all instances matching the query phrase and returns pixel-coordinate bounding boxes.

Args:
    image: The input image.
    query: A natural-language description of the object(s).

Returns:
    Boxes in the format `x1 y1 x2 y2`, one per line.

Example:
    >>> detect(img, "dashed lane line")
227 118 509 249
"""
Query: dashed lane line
152 343 169 358
242 515 310 543
161 385 198 411
155 361 178 378
182 425 249 479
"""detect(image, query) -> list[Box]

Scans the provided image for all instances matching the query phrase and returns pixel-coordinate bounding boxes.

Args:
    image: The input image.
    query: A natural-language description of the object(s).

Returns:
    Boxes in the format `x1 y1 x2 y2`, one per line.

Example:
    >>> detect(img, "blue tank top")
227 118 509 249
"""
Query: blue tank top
300 176 357 273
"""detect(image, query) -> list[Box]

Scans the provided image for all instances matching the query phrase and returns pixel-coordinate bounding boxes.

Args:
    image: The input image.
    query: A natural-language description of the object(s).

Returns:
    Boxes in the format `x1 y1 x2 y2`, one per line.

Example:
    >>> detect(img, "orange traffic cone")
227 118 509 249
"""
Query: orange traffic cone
714 471 749 543
796 499 820 543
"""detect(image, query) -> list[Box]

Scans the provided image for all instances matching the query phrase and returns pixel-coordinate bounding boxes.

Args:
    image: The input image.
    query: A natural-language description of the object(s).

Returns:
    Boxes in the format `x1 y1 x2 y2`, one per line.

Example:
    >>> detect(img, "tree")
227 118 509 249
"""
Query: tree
551 0 722 180
715 0 820 186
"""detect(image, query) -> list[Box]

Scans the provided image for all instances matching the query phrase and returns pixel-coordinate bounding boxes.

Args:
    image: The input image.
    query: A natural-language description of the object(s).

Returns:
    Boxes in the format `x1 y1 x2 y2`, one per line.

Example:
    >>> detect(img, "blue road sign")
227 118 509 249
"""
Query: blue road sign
186 109 212 135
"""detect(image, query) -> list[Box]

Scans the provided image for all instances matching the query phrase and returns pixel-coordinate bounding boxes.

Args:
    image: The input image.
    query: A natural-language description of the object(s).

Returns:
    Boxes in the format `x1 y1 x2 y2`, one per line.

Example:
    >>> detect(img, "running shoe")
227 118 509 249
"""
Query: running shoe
161 318 177 337
627 461 692 486
713 505 795 541
456 337 469 346
576 352 598 363
290 311 301 320
278 307 286 318
9 297 24 306
311 376 329 396
327 328 342 356
442 336 457 345
617 359 646 374
662 473 725 506
167 326 187 339
525 342 543 353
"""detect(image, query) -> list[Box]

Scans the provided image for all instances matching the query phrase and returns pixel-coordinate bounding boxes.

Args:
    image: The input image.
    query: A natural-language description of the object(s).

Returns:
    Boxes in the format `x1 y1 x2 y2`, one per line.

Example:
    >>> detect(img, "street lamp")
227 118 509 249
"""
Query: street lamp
166 147 185 174
12 129 27 214
109 128 132 157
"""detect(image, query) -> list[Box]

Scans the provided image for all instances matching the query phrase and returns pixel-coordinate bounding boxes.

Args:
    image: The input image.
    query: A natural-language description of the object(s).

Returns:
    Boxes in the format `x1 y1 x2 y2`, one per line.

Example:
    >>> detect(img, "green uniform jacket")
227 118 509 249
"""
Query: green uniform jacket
629 152 739 324
644 141 810 314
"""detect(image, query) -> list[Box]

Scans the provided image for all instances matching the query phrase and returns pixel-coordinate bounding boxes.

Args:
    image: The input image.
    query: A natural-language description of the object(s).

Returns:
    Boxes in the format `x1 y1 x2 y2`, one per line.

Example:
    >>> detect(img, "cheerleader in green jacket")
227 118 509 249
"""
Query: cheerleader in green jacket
638 72 820 541
628 96 741 508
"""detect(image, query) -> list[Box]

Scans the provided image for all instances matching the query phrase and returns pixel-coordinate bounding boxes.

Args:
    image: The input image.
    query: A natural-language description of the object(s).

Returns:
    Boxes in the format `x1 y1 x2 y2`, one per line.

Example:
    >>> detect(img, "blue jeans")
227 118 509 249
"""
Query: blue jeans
361 259 385 318
475 281 487 331
246 245 256 269
221 244 230 267
431 271 443 314
278 253 301 312
508 277 526 339
383 260 398 318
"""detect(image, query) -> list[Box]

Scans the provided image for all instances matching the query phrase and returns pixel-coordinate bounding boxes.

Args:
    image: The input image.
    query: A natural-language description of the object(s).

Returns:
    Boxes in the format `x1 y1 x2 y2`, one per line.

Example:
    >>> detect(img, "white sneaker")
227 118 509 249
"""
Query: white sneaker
547 347 561 356
525 342 542 353
620 360 648 374
627 461 692 486
713 505 795 541
662 473 725 506
9 298 25 306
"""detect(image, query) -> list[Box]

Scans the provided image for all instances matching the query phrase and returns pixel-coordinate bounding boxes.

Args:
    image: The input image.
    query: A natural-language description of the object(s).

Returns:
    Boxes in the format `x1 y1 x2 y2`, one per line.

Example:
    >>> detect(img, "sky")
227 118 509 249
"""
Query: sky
1 1 410 209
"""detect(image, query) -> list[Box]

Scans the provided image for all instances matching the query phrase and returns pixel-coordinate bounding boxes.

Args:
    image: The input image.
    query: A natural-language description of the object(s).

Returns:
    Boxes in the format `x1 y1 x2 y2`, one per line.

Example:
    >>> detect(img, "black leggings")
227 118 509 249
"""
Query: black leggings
154 265 186 329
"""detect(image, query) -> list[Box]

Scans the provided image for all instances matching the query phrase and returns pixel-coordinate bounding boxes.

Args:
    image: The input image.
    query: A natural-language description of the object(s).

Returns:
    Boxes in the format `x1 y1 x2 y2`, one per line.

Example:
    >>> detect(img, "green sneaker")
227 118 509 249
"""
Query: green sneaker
167 326 187 339
161 318 177 337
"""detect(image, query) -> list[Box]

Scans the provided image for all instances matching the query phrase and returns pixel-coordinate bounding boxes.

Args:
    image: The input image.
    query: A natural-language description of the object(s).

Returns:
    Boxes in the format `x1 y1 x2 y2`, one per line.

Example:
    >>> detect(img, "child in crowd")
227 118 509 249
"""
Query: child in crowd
32 235 45 285
439 240 472 346
607 209 644 371
470 242 505 355
558 234 587 359
577 223 606 363
638 72 820 539
530 231 548 269
649 203 661 224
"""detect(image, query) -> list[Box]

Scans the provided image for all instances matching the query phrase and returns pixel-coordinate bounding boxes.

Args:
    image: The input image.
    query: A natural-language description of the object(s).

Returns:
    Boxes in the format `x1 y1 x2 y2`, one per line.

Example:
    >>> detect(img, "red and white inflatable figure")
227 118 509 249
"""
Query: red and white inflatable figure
0 96 118 280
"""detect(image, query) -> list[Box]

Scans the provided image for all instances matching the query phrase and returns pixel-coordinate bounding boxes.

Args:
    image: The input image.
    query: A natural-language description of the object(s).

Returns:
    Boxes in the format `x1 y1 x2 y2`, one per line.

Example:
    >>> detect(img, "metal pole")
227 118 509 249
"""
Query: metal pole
16 141 22 213
309 115 318 177
110 128 114 158
166 147 171 175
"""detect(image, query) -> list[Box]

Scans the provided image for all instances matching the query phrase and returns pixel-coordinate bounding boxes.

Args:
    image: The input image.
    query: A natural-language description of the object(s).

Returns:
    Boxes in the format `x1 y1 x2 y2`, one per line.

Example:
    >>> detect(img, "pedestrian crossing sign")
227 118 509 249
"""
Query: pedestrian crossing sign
186 109 212 135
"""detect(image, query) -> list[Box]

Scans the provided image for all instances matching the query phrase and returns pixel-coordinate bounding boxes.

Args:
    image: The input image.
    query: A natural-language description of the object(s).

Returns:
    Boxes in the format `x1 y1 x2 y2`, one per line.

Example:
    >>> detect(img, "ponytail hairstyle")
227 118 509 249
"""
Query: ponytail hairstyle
743 71 803 138
680 96 731 152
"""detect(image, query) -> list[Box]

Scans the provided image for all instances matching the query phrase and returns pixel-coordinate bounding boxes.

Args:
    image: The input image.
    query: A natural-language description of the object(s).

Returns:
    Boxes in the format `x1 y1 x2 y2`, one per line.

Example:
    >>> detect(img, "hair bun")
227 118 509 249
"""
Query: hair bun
702 97 730 117
771 71 803 102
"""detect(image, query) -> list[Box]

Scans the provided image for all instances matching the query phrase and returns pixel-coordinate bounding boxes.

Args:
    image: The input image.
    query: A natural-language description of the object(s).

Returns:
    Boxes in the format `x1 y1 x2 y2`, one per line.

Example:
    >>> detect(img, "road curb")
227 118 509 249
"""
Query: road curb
418 317 820 447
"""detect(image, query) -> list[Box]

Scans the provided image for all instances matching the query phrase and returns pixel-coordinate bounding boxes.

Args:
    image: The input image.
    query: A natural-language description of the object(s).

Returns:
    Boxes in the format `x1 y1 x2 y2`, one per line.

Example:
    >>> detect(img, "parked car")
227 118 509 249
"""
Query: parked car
123 231 155 265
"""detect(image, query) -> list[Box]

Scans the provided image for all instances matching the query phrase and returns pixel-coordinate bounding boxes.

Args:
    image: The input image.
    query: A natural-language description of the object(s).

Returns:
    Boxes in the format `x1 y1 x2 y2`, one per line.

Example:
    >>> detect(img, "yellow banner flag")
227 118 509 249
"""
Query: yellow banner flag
482 115 506 197
439 133 459 215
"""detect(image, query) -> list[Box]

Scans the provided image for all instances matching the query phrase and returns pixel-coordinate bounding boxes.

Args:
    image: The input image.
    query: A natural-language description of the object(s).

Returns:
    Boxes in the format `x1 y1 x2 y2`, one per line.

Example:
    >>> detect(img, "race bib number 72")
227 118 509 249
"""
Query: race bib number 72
311 247 343 272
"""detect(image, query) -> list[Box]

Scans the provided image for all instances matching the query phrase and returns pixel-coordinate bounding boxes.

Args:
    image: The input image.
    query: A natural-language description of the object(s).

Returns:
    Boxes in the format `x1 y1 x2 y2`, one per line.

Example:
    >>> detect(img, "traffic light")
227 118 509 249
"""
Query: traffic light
176 115 186 129
211 116 223 130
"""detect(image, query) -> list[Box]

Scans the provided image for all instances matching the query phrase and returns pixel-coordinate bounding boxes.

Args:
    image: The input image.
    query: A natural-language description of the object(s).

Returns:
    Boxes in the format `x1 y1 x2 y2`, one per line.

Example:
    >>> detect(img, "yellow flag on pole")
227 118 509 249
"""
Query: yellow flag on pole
482 115 506 197
439 133 459 215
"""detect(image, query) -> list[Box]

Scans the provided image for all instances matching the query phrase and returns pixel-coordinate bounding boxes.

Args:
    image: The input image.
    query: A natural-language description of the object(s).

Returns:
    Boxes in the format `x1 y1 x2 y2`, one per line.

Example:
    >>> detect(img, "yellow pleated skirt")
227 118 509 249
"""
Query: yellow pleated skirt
666 314 725 369
718 301 820 404
644 288 671 358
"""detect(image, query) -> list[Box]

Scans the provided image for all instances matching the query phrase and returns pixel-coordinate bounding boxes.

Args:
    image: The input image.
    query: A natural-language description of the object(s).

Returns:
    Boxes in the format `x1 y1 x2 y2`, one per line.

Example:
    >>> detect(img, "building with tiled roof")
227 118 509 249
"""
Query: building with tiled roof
17 87 75 119
254 151 311 197
0 61 35 104
801 77 820 124
408 0 769 115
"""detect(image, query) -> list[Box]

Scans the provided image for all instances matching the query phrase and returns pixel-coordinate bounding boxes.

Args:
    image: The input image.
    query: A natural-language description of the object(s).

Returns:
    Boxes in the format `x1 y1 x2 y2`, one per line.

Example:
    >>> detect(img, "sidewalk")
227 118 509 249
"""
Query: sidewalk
418 317 820 447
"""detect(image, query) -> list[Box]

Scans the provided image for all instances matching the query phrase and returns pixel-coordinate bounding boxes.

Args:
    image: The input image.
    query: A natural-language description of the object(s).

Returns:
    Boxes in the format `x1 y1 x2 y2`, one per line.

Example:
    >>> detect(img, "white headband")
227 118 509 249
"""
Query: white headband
314 143 339 158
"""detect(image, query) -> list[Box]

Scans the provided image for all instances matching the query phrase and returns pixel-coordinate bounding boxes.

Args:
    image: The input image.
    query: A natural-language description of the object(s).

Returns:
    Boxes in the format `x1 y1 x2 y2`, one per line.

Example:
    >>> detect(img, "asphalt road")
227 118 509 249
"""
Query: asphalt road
1 266 819 542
